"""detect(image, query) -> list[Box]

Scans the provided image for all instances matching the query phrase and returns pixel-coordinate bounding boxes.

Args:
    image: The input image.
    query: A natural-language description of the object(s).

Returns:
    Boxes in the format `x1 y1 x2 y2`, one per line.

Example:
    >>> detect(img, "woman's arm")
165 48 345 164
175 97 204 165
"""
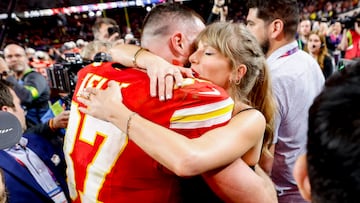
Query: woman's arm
78 81 266 176
109 44 191 99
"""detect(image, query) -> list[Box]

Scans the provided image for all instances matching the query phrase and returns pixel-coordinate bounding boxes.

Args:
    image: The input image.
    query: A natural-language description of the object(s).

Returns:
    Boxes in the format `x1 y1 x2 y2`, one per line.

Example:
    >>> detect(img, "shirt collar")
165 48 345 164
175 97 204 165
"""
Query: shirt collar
267 41 299 65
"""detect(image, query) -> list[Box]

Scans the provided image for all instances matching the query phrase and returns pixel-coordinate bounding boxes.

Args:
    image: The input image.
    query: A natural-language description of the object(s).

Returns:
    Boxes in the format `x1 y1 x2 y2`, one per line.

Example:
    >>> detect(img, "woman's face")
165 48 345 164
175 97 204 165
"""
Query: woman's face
189 40 232 89
307 34 322 55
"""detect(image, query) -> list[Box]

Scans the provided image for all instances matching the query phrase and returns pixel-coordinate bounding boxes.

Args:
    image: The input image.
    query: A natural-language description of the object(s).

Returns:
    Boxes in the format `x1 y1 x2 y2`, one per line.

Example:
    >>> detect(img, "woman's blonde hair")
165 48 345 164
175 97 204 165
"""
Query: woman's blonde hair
195 22 276 152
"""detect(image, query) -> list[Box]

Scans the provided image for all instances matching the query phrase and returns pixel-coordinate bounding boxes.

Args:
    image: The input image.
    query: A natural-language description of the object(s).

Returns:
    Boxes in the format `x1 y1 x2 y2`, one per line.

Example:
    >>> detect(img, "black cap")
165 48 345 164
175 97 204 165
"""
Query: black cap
0 111 22 149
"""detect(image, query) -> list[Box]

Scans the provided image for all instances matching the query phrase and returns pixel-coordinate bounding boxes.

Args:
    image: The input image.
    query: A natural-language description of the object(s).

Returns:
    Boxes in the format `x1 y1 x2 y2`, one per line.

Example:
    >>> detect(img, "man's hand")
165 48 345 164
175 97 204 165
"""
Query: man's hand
52 110 70 129
203 158 278 203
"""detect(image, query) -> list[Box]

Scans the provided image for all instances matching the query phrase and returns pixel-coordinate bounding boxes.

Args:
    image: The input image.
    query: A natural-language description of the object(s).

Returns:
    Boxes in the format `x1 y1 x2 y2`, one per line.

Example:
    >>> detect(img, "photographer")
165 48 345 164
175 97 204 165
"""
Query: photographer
92 17 124 45
207 0 228 24
338 13 360 60
1 44 51 128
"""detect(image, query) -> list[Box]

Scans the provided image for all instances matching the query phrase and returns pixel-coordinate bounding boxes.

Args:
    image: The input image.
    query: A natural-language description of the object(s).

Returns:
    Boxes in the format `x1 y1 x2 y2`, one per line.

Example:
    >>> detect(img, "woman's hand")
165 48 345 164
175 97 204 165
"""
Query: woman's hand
78 81 123 121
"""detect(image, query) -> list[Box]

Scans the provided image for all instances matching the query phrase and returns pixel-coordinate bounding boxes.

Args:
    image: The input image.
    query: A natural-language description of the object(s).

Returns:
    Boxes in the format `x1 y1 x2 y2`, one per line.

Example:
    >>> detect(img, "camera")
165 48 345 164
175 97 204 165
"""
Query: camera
47 52 112 108
341 16 355 30
108 26 120 36
47 53 89 95
46 53 91 108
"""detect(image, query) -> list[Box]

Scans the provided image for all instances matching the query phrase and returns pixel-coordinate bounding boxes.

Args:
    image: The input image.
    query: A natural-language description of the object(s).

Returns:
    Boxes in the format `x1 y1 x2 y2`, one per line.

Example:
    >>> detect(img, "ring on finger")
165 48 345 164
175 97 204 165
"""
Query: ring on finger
91 88 98 95
164 73 173 78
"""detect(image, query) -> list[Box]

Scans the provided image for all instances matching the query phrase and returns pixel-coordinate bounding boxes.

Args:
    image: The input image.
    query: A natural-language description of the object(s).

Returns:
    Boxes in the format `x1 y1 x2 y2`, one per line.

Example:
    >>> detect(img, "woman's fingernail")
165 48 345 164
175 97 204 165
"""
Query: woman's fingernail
159 96 165 101
166 94 172 100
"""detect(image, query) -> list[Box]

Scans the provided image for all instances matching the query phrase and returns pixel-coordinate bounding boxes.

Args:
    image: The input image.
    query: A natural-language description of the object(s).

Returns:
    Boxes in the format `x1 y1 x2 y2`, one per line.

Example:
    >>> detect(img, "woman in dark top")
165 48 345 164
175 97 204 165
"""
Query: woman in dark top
306 31 334 79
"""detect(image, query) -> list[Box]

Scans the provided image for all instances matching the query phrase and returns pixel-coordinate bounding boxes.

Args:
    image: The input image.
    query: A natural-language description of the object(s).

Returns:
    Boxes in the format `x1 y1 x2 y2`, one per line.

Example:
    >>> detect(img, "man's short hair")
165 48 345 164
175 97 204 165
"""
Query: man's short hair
141 3 204 39
307 59 360 202
246 0 299 38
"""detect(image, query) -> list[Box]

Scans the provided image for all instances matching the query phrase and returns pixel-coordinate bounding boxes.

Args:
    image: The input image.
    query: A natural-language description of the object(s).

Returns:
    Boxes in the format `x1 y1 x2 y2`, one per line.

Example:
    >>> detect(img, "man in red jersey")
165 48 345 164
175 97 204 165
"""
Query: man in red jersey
64 3 276 203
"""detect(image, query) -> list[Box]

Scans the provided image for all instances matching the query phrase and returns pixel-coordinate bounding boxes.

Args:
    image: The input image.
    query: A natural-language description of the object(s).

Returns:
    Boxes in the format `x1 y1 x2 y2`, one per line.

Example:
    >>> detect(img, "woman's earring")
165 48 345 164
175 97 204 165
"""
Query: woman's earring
235 79 241 85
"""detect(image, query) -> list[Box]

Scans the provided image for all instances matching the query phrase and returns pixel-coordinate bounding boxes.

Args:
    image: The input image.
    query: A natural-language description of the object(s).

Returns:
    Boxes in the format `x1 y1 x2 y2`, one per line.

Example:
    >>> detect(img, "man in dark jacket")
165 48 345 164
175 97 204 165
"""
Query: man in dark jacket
0 80 69 203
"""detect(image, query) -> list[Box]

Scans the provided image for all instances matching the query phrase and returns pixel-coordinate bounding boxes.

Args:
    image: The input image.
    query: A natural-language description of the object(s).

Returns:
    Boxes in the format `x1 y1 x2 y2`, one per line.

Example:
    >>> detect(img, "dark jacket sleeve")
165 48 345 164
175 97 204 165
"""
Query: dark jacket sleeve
6 71 50 107
25 121 64 150
323 55 334 79
6 75 34 104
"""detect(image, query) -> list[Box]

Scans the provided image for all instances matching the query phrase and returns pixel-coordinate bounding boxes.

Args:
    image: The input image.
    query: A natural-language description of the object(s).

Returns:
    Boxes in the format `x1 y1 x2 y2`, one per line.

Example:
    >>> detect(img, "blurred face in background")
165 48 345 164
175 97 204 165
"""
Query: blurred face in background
4 44 29 73
307 33 322 55
333 22 342 35
95 23 120 41
299 20 311 37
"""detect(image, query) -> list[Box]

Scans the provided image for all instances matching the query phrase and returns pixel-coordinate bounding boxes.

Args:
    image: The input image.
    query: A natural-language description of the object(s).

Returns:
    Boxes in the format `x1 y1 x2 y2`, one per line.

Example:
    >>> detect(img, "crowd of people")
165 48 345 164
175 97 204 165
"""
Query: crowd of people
0 1 360 203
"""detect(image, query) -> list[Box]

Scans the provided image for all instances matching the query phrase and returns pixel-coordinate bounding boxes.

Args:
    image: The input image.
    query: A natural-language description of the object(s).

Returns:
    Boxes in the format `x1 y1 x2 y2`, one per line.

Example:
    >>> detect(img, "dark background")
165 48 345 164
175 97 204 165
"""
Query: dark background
0 0 357 49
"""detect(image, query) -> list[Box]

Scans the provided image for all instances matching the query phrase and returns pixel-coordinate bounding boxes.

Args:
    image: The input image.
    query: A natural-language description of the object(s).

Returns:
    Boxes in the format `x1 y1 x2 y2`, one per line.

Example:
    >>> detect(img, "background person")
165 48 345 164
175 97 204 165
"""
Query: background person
1 44 51 128
0 80 70 203
245 0 325 202
91 17 124 45
305 30 334 79
338 13 360 60
293 59 360 203
297 19 312 50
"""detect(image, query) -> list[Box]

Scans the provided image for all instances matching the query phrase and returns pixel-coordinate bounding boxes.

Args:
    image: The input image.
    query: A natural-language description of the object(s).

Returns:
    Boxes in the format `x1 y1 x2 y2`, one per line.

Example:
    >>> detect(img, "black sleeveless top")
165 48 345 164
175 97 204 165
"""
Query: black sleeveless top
180 107 257 202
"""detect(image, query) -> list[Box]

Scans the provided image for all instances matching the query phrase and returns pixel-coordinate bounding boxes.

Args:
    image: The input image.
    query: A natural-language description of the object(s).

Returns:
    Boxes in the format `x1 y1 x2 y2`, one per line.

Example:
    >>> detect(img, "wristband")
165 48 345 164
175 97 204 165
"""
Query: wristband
49 119 56 131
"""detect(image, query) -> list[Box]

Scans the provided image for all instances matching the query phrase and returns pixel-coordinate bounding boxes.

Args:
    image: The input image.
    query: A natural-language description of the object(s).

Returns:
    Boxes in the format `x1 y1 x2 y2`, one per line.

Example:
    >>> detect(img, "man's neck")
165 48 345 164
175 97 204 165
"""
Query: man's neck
15 67 31 80
266 38 295 58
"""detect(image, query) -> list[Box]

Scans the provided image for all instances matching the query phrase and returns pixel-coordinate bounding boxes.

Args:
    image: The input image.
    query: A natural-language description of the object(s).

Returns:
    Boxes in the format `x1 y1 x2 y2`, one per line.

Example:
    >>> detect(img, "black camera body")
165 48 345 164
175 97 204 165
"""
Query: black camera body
47 53 90 97
341 16 355 30
47 53 92 109
47 52 112 109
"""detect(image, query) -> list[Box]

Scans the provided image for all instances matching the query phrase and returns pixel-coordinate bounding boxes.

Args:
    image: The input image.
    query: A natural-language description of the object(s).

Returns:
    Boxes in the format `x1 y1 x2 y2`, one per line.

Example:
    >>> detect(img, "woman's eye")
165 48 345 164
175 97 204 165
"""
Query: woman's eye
205 52 213 56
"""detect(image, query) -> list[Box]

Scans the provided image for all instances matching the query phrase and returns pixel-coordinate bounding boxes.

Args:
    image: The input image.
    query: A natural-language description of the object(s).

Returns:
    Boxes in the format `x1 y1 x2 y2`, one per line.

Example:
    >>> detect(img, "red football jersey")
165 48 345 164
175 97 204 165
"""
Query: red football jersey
64 62 233 203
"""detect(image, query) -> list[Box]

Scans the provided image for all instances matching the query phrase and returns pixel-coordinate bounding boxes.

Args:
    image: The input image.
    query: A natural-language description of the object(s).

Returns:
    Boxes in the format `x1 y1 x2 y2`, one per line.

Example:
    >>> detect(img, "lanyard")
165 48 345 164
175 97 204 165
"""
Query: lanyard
279 47 299 58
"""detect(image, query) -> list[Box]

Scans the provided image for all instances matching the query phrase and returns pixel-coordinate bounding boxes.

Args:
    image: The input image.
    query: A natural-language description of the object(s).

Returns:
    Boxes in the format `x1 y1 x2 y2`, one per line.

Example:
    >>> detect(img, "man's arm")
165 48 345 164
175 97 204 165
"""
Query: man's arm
203 158 278 203
259 144 275 175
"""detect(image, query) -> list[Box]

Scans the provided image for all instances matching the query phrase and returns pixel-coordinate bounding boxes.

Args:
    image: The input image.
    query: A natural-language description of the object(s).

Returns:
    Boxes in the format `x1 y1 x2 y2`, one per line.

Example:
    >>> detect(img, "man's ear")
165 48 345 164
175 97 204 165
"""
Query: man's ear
293 154 312 201
170 32 185 57
270 19 284 39
1 106 9 112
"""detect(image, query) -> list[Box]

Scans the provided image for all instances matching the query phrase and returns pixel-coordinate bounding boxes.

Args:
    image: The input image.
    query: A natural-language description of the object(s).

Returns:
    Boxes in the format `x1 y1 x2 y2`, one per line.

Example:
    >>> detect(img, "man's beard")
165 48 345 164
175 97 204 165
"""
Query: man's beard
260 38 270 55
